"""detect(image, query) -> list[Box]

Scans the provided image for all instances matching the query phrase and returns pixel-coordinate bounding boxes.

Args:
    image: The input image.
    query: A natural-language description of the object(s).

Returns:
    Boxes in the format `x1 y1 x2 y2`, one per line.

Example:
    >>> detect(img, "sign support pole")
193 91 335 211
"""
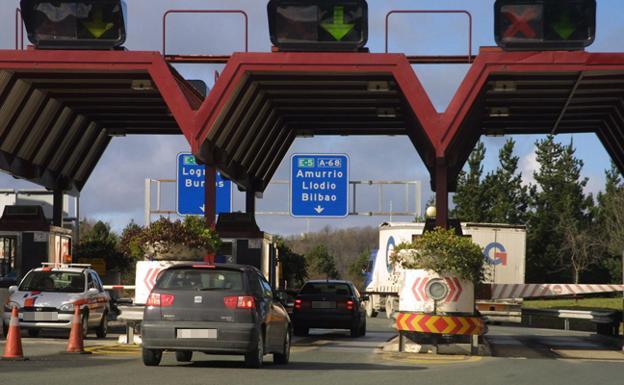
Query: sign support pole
435 158 449 229
52 189 63 227
246 190 256 215
204 166 216 228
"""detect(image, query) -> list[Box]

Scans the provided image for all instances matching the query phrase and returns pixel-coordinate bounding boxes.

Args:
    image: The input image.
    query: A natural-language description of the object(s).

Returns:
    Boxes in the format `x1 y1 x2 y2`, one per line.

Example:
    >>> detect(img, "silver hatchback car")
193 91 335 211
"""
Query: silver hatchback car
141 263 291 368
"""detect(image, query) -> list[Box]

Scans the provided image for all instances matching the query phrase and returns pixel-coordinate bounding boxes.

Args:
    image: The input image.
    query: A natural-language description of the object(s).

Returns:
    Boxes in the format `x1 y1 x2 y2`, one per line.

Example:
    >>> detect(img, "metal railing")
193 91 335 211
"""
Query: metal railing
385 10 473 63
162 9 249 56
144 178 422 225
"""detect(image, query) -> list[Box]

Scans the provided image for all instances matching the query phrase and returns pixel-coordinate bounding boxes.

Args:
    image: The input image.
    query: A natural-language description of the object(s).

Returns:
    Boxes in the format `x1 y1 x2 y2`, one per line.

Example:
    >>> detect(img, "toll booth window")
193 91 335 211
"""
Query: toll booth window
0 237 17 280
19 271 85 293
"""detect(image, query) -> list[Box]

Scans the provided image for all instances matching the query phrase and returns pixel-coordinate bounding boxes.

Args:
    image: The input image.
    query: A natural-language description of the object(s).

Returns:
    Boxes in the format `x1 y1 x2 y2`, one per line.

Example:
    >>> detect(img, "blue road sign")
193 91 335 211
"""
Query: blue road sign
176 153 232 216
290 154 349 217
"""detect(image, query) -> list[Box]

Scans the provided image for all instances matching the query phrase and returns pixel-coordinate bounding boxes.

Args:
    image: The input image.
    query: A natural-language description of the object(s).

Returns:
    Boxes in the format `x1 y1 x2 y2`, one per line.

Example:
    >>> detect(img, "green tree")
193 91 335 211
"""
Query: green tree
75 221 129 273
307 244 339 279
453 141 488 221
348 248 371 288
595 162 624 283
275 237 308 288
482 139 530 224
526 137 593 283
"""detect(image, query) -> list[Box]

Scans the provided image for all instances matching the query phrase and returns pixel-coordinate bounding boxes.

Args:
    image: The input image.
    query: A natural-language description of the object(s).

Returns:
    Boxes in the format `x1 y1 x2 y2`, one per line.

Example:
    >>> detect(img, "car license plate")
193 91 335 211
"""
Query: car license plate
22 312 58 321
312 301 335 309
176 329 217 339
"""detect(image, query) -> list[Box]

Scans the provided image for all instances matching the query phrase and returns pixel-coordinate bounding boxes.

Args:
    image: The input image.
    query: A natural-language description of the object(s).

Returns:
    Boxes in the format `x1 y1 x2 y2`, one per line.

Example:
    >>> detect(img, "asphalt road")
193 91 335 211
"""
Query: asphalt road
1 315 622 385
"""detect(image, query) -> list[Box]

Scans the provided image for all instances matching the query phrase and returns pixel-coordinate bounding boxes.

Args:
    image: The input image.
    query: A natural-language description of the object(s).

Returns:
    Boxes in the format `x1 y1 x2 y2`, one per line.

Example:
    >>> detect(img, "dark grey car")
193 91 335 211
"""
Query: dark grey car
141 264 291 368
291 280 366 338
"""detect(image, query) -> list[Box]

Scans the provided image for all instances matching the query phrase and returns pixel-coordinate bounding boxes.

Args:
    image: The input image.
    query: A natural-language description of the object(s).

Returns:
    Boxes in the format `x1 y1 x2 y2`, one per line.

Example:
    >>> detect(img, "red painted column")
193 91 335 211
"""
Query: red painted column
435 158 449 229
204 166 216 228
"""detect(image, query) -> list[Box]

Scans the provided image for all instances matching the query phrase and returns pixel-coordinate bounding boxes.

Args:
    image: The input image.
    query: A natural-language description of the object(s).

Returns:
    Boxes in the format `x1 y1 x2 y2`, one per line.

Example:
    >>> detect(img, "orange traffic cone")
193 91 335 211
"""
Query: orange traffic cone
2 306 27 361
66 305 89 354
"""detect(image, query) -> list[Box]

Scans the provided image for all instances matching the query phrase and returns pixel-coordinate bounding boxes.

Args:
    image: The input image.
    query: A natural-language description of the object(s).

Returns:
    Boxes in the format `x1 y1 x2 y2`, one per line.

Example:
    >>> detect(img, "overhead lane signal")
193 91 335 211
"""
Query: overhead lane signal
20 0 127 50
268 0 368 51
494 0 596 51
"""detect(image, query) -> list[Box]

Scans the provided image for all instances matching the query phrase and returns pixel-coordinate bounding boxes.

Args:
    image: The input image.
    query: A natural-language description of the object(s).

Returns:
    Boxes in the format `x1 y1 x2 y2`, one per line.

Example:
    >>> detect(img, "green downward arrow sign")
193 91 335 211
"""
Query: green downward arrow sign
81 8 114 38
552 13 576 40
321 6 355 41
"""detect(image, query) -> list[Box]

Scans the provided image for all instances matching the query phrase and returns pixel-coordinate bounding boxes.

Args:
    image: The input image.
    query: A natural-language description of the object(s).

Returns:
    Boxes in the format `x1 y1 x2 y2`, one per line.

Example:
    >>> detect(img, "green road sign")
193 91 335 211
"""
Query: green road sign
321 6 355 41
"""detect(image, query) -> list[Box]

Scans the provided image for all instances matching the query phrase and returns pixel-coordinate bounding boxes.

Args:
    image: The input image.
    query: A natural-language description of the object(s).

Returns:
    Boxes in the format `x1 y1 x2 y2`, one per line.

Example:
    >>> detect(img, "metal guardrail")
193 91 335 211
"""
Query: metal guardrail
523 308 621 325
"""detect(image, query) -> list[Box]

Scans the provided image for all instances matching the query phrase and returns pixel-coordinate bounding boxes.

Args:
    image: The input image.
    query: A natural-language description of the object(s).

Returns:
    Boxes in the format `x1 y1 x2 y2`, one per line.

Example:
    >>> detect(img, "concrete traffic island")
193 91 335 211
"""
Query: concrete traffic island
380 333 491 357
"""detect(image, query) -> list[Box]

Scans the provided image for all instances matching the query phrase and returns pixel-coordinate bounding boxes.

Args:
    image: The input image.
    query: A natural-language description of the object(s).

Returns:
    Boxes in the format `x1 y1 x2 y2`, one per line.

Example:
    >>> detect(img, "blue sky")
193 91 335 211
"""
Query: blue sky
0 0 621 235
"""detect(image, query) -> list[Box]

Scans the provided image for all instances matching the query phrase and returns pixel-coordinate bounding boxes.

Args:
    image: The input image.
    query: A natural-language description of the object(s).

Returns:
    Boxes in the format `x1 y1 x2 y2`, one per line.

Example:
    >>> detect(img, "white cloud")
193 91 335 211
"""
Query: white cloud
519 150 539 187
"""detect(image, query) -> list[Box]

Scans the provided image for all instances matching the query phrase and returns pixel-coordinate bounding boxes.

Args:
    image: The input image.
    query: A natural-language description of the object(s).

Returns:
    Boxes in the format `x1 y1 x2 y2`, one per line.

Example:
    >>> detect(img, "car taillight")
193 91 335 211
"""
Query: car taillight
224 296 255 309
294 299 302 310
146 293 175 307
347 300 354 311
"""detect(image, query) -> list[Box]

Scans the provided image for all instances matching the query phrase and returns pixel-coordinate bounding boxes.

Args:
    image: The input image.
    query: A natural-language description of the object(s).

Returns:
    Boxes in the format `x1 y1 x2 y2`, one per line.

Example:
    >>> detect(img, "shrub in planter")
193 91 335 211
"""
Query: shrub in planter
390 227 487 284
130 217 221 261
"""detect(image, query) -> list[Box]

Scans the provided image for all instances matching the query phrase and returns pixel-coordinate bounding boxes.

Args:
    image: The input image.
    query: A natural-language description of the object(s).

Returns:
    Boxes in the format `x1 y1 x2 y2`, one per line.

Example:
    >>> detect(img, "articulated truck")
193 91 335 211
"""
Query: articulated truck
363 222 526 319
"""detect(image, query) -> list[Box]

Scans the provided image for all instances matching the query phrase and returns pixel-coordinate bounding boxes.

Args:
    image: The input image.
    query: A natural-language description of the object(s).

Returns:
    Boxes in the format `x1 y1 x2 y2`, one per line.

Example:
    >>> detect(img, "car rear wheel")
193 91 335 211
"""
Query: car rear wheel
350 322 360 338
96 312 108 338
359 318 366 337
175 351 193 362
293 326 308 336
28 328 40 338
244 331 264 368
273 330 291 365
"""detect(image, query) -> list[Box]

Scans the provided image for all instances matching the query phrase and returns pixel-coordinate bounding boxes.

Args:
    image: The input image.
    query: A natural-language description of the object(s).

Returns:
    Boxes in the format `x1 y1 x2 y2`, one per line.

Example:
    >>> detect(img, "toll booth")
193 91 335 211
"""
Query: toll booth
0 205 72 286
215 213 281 289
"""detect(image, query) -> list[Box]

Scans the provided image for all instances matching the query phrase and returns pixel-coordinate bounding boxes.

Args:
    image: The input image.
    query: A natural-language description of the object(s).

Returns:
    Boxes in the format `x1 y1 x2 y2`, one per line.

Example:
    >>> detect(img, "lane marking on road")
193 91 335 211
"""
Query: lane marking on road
84 344 141 356
379 352 481 365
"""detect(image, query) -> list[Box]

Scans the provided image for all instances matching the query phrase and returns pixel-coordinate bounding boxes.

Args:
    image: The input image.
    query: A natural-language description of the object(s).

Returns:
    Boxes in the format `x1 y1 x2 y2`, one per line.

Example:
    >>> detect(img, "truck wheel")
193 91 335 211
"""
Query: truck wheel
365 300 377 318
175 351 193 362
142 348 162 366
385 297 394 319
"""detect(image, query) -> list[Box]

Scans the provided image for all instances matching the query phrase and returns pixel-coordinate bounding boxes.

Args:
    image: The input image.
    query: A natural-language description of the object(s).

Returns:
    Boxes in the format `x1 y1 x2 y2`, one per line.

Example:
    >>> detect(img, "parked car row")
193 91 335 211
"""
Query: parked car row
3 262 367 369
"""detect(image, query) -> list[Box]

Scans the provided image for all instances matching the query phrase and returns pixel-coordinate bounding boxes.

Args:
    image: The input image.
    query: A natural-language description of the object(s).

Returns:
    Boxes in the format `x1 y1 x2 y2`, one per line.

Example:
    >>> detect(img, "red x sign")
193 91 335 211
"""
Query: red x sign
502 5 540 39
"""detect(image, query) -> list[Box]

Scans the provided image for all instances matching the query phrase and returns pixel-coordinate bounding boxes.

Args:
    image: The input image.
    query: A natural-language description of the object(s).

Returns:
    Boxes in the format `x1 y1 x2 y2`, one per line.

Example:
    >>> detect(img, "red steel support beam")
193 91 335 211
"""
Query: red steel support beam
435 159 449 229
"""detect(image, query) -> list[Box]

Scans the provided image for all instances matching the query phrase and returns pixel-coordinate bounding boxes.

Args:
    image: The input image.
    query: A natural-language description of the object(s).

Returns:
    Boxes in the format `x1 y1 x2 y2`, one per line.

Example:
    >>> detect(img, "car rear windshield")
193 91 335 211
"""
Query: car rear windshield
156 268 244 291
19 271 85 293
300 283 352 296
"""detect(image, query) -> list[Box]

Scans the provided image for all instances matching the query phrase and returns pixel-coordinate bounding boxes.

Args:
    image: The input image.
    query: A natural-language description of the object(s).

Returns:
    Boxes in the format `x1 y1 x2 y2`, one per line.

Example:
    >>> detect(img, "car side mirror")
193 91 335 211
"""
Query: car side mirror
274 292 288 304
361 295 369 301
8 285 17 294
87 288 99 295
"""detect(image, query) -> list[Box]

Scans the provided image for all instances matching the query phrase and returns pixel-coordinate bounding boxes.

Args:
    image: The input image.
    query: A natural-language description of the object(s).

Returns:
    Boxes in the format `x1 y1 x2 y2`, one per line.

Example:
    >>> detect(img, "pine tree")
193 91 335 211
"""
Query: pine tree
483 139 529 224
453 141 487 222
526 137 593 283
596 162 624 283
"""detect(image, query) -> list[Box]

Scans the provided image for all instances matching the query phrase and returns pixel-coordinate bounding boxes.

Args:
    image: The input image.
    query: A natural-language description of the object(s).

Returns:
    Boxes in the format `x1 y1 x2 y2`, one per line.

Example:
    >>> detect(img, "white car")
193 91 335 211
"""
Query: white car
2 264 110 338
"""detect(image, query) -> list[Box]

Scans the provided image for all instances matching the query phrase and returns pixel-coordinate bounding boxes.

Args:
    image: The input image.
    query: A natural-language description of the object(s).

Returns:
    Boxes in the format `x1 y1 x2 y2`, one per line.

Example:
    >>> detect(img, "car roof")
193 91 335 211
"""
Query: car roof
32 267 89 274
163 263 256 272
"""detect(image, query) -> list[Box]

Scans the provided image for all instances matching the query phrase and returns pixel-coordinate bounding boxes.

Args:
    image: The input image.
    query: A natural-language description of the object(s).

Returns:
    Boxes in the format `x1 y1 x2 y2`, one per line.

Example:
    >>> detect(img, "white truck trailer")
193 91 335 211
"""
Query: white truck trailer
363 222 526 318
